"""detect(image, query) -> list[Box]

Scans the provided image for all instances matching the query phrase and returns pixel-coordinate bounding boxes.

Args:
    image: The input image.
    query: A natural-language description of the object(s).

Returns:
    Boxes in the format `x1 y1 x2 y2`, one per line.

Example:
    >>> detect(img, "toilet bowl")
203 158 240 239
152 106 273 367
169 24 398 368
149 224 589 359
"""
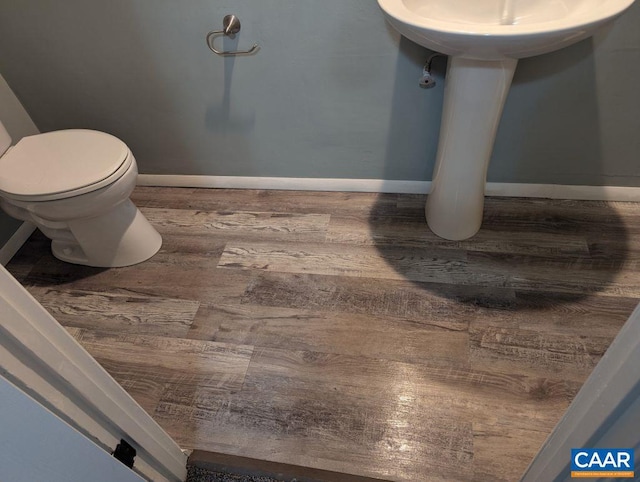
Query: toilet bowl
0 122 161 267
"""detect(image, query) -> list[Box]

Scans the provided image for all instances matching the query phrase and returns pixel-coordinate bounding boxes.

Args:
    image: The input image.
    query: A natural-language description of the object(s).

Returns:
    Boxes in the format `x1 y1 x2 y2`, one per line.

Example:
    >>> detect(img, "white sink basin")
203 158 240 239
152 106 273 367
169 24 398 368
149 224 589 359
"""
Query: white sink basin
379 0 635 60
378 0 635 240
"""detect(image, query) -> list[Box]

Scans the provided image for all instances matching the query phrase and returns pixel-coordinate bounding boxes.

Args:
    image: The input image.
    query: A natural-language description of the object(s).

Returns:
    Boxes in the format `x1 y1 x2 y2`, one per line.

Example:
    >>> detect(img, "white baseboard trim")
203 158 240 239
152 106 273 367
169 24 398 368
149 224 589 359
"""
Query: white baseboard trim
137 175 429 194
0 222 36 266
485 183 640 201
137 174 640 202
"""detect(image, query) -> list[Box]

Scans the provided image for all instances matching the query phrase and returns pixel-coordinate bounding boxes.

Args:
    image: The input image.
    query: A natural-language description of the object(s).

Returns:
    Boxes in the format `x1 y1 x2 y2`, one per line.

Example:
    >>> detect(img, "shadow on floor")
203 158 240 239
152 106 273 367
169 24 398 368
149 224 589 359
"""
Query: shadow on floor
10 230 109 286
369 193 630 308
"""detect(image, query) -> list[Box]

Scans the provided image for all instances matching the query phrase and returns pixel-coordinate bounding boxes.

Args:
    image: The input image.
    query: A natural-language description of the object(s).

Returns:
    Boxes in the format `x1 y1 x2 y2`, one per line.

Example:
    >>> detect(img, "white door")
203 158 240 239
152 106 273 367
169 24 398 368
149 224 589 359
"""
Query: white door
522 303 640 481
0 264 188 482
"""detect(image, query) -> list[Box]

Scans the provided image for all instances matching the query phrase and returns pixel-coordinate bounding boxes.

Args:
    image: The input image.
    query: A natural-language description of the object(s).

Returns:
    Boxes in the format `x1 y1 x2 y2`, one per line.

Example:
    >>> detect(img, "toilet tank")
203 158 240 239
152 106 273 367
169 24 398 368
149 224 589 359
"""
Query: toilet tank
0 121 11 156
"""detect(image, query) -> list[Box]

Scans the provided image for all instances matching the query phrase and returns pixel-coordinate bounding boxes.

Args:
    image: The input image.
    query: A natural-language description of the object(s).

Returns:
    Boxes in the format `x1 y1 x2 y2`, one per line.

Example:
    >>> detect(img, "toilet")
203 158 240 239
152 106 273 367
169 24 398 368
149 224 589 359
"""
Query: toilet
0 121 161 267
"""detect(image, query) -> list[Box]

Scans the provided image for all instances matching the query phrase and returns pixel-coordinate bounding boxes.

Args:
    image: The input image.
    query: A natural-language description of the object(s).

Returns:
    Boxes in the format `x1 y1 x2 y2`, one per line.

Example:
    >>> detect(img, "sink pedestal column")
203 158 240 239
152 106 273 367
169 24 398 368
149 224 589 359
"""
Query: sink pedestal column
426 56 518 240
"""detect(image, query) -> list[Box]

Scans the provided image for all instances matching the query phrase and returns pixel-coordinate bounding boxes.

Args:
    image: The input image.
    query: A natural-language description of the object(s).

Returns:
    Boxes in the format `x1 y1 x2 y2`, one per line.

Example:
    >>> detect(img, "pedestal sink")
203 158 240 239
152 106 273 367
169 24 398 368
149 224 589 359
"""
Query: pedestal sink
378 0 636 240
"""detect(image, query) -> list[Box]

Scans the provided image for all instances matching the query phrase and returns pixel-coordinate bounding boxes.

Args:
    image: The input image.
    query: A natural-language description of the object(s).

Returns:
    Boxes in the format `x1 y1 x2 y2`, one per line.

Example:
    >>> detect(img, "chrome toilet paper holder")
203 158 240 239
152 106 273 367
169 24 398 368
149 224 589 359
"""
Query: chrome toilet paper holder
206 15 259 56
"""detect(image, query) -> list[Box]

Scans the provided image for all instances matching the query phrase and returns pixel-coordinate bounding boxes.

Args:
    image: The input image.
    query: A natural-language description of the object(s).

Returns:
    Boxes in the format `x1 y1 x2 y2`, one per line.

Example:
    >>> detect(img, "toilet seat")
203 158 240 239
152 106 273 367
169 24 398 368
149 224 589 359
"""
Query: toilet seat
0 129 133 202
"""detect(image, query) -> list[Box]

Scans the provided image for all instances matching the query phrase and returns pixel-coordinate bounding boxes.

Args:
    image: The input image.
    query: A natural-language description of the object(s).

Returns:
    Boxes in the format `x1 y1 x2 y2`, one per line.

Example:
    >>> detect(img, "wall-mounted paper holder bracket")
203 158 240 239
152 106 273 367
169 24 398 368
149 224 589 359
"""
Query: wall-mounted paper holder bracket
206 15 259 56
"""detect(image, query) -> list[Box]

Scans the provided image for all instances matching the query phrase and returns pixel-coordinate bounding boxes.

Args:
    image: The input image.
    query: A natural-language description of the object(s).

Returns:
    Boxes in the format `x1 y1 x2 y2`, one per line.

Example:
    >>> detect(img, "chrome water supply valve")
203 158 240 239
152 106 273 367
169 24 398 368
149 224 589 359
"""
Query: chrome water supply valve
419 66 436 88
419 53 444 88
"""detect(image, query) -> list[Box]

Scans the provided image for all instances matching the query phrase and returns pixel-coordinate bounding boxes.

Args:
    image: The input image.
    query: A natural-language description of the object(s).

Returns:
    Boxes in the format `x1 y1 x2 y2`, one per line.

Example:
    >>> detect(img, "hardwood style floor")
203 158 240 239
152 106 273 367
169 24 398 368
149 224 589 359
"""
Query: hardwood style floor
7 187 640 482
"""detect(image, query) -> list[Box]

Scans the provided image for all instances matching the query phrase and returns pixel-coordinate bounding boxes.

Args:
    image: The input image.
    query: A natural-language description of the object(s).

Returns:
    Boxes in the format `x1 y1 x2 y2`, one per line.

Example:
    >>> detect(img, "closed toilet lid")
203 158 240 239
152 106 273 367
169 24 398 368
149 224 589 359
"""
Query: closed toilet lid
0 129 132 200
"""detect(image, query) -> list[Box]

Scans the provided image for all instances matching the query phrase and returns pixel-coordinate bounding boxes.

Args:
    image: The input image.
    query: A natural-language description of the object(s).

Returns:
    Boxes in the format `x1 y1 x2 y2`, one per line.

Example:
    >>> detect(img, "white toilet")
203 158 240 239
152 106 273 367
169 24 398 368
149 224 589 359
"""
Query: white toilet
0 121 161 267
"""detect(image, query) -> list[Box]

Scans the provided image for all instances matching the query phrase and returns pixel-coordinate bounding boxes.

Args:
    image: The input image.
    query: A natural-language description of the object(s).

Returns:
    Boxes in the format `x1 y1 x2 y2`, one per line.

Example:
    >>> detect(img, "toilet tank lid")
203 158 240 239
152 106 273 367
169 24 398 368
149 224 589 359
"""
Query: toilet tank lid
0 129 130 198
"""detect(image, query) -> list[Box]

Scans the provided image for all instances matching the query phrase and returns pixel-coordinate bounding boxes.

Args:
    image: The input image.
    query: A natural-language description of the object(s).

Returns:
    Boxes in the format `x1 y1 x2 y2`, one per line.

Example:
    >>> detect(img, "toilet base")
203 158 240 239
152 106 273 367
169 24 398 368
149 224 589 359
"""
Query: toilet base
47 200 162 268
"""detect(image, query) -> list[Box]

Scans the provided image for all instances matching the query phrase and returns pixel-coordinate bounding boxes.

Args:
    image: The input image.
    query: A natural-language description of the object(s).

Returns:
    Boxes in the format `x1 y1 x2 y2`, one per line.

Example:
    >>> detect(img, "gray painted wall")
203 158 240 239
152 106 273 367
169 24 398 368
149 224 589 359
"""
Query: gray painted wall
0 0 639 186
0 375 144 482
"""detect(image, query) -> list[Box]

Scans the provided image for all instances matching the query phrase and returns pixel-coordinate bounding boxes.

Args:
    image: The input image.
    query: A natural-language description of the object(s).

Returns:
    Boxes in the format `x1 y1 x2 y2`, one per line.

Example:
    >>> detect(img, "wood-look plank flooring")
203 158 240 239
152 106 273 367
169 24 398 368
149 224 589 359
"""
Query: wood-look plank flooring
7 187 640 482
